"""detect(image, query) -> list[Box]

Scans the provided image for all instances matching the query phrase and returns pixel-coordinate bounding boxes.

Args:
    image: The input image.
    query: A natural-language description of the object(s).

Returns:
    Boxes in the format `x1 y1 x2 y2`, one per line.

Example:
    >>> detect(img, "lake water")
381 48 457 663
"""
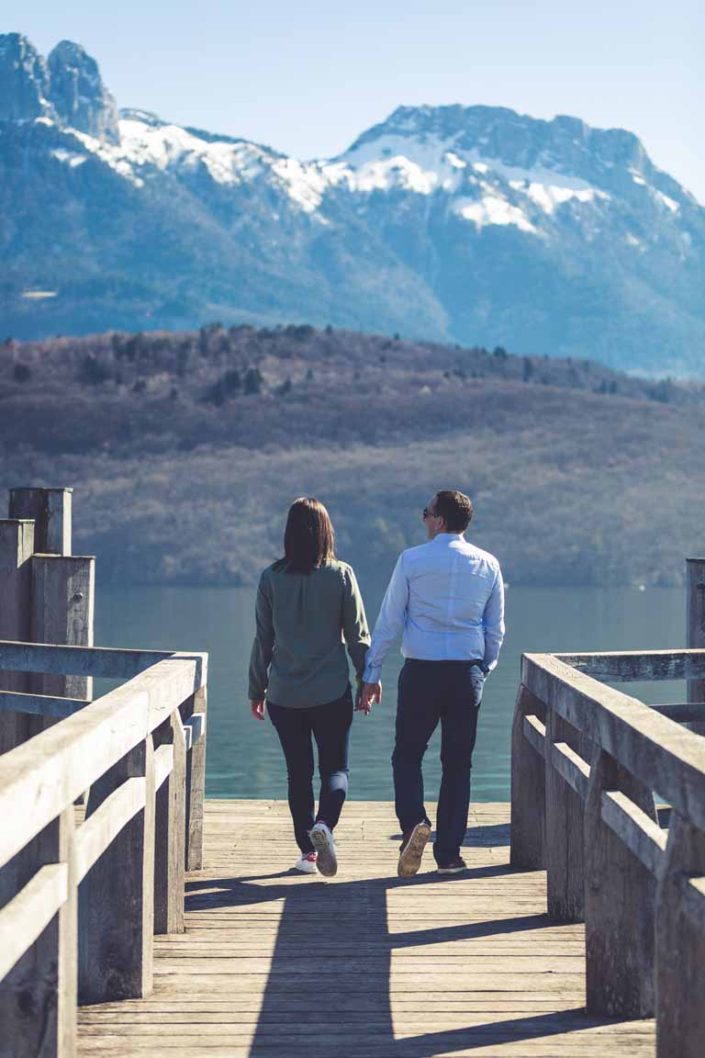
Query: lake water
95 581 688 802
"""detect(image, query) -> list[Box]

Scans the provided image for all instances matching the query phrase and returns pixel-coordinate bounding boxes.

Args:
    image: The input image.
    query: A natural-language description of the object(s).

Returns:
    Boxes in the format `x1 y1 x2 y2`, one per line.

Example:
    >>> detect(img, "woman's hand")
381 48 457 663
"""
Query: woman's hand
357 681 382 715
250 698 266 721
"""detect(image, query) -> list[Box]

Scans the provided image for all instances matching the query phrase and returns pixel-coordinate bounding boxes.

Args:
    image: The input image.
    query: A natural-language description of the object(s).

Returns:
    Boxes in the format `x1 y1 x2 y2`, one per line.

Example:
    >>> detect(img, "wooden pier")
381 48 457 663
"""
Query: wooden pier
76 799 656 1058
1 489 705 1057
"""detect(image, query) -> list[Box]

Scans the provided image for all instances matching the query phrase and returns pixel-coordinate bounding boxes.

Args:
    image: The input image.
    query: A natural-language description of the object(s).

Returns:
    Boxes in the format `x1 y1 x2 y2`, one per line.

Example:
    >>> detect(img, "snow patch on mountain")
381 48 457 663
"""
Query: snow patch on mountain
454 195 537 233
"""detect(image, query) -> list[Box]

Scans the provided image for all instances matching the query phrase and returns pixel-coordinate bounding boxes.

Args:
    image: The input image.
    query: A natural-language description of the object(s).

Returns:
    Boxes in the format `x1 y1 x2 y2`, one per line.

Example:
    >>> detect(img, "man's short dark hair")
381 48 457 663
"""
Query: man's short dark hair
433 490 473 533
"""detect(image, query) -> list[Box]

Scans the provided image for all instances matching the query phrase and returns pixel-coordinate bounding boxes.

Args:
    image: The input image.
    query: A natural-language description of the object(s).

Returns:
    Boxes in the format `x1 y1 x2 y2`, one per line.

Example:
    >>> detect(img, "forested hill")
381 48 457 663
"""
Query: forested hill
2 323 705 588
1 324 697 454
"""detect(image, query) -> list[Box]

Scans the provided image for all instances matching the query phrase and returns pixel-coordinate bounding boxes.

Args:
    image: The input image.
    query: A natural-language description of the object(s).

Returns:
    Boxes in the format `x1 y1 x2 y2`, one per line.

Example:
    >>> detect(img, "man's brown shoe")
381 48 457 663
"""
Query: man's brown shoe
398 821 432 877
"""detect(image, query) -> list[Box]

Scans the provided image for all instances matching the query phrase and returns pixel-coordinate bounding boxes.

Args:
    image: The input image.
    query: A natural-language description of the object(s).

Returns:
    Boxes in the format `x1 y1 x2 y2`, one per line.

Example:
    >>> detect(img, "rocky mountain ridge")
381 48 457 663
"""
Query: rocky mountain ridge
1 33 704 375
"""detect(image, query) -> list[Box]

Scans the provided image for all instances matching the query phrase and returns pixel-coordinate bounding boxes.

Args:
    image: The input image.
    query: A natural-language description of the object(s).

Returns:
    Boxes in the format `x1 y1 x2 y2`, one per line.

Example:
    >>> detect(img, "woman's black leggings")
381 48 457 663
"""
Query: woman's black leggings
267 688 353 853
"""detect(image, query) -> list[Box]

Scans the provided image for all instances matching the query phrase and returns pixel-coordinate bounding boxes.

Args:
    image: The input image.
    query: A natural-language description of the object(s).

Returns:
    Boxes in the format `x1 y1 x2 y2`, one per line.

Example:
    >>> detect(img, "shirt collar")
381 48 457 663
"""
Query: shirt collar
431 532 464 544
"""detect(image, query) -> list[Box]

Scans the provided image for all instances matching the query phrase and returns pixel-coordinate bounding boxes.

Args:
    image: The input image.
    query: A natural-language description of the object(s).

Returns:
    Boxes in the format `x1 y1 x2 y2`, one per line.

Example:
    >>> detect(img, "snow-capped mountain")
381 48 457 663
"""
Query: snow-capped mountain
2 33 704 374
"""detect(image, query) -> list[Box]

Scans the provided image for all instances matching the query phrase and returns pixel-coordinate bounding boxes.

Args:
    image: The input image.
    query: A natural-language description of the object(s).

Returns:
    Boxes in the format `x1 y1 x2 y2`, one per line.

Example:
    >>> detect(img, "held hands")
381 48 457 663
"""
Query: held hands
250 698 265 721
356 681 382 715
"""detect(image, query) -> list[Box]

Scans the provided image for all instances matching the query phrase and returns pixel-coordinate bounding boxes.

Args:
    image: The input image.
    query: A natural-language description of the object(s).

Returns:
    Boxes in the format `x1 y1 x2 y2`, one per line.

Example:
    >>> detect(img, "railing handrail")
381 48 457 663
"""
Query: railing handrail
0 651 207 871
0 638 199 679
512 646 705 1056
554 648 705 682
522 652 705 830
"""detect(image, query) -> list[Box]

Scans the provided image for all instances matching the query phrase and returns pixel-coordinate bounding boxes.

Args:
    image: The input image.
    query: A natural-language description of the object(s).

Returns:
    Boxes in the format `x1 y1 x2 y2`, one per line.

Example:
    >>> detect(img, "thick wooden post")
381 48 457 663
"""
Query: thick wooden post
154 712 187 934
31 555 95 705
510 685 545 869
0 807 77 1058
544 708 586 921
585 749 658 1016
655 813 705 1057
0 520 34 751
181 686 207 871
686 558 705 704
78 737 155 1003
9 487 72 556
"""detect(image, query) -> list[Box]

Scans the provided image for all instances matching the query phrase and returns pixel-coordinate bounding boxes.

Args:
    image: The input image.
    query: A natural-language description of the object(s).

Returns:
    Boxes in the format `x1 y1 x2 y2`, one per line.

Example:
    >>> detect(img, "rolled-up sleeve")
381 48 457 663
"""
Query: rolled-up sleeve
482 566 505 673
248 572 274 699
342 566 371 679
363 554 409 683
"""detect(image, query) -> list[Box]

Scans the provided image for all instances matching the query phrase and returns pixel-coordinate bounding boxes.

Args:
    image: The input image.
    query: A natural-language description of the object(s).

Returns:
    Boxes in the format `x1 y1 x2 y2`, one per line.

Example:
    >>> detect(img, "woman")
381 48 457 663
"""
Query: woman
248 497 371 876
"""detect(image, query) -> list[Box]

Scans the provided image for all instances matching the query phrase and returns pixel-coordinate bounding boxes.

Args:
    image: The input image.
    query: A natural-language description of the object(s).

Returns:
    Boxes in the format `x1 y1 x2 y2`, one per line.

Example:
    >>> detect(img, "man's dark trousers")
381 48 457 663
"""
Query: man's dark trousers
392 659 484 865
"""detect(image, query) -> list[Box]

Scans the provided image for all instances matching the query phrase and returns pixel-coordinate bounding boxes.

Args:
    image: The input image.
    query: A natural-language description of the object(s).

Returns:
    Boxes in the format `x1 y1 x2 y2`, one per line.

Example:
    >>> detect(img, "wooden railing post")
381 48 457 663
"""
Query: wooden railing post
181 686 207 871
78 736 155 1003
154 712 187 934
31 555 95 703
0 808 77 1058
584 749 658 1016
0 519 34 752
510 685 545 869
686 558 705 704
544 708 587 921
9 487 72 556
655 813 705 1057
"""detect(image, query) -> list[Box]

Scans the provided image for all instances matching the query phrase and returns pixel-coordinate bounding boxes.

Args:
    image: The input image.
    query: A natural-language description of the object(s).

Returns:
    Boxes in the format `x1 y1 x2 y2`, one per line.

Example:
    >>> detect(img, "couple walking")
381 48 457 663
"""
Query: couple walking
248 489 505 879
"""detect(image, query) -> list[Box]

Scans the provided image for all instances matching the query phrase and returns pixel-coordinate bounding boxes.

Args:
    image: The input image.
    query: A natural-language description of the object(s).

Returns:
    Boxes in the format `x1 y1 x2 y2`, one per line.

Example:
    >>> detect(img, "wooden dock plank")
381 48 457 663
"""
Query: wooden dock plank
77 800 655 1057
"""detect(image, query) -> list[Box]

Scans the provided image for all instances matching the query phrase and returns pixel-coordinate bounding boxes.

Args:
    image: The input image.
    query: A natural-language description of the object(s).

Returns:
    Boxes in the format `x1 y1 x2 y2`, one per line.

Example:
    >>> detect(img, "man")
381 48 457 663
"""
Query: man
360 490 504 877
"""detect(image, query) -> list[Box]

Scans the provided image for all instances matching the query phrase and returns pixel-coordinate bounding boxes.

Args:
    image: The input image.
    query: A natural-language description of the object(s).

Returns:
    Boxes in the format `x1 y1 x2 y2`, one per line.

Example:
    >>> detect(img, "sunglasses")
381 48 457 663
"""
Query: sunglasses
422 507 437 519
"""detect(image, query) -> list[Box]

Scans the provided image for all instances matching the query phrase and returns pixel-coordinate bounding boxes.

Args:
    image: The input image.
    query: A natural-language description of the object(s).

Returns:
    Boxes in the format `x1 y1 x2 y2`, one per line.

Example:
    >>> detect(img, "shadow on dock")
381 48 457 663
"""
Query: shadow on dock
185 818 637 1058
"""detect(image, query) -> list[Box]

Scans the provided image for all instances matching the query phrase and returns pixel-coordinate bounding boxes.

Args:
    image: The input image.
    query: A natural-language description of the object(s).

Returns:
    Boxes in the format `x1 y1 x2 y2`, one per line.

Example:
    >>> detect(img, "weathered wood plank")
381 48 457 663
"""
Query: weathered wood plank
154 713 186 935
73 777 147 884
585 750 657 1017
31 555 95 705
544 710 586 922
75 800 656 1058
655 813 705 1057
9 486 72 556
78 739 155 1003
687 558 705 705
0 640 179 680
546 740 590 801
0 809 76 1058
555 649 705 682
523 653 705 831
510 686 546 870
0 863 68 980
182 687 207 871
0 520 34 751
0 655 204 869
0 689 89 718
600 792 666 876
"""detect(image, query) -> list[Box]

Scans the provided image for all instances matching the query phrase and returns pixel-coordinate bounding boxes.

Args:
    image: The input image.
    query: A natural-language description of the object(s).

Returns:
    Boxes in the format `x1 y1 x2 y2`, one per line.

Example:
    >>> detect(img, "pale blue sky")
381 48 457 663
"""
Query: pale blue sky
6 1 705 199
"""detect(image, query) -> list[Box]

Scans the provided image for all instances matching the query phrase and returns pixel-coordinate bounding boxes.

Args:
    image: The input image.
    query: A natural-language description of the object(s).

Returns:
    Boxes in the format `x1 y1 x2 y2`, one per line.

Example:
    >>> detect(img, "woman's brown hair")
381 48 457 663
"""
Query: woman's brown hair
279 497 336 573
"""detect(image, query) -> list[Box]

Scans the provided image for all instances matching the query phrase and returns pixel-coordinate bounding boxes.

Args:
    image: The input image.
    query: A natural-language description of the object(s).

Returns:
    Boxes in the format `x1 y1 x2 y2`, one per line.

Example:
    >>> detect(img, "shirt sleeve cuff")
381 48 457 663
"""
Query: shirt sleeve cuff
363 664 382 684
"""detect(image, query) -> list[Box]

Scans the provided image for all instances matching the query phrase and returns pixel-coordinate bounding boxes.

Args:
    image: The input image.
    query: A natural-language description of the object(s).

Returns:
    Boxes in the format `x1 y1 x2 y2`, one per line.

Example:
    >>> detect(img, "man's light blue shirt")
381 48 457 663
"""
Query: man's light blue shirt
363 533 505 684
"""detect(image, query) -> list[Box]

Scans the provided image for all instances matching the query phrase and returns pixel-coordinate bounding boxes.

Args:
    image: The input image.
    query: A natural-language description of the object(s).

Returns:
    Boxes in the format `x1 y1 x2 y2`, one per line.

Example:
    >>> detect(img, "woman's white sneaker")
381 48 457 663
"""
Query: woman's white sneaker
309 822 338 876
294 851 318 874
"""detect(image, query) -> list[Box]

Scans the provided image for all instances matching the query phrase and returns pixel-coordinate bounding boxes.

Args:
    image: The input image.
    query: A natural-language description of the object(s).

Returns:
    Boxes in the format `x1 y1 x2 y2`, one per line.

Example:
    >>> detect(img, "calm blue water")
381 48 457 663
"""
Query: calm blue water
95 581 687 801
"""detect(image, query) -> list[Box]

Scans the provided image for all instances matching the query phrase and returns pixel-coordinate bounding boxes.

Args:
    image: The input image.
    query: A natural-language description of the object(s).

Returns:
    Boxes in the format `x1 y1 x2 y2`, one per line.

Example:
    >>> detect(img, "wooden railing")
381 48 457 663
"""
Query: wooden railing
511 648 705 1058
0 640 208 1058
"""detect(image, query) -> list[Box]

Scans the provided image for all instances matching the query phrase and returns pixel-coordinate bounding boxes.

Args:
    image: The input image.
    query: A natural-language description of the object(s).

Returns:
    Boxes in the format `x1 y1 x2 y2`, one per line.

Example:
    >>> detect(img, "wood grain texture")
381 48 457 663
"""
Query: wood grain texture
510 687 545 870
584 751 658 1017
9 487 72 557
686 559 705 705
655 813 705 1058
76 799 656 1058
0 519 34 751
78 740 155 1004
0 810 74 1058
544 711 586 922
522 653 705 831
30 554 95 709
